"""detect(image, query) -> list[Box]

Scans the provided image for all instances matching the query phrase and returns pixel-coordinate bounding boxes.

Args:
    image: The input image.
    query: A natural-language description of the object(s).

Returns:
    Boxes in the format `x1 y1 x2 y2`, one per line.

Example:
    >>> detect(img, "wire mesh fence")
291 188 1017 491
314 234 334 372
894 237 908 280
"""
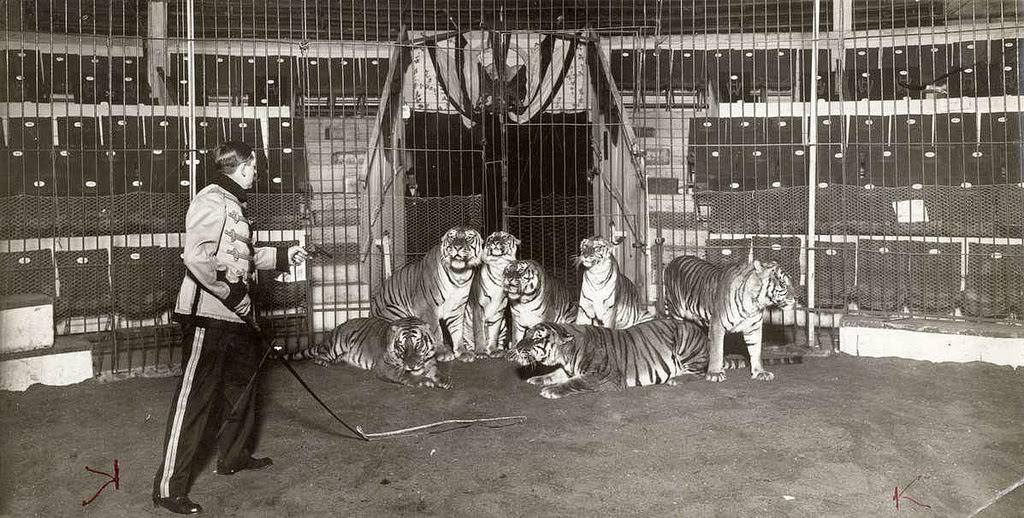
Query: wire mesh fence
1 1 1022 375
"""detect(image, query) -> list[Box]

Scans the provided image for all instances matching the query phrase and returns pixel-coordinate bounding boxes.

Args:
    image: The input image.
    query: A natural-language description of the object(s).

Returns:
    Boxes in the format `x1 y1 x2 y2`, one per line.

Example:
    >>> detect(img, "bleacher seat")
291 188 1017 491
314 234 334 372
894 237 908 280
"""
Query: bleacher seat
855 239 909 311
904 241 962 313
799 49 837 101
110 246 184 319
54 249 112 318
703 238 751 266
815 241 856 308
752 236 802 291
0 249 56 299
104 116 145 150
963 243 1024 318
145 117 187 151
3 49 44 102
253 240 306 311
57 116 103 149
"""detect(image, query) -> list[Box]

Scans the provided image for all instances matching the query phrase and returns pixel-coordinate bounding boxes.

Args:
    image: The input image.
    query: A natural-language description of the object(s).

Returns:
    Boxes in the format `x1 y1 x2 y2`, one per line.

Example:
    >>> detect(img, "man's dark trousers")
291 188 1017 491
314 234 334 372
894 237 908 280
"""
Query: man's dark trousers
153 323 261 499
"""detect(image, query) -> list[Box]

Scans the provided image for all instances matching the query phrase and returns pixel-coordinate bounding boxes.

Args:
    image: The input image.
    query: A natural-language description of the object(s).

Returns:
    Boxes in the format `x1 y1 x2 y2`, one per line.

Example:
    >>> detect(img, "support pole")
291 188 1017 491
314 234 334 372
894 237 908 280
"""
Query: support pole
185 0 198 198
805 0 823 351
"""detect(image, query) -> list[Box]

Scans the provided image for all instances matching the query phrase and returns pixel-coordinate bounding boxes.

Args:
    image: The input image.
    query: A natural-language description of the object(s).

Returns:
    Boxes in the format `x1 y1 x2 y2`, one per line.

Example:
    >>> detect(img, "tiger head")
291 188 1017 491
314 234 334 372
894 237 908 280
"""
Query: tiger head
753 260 797 308
440 226 483 272
481 231 520 267
574 235 622 270
503 259 544 303
384 317 438 374
507 322 572 367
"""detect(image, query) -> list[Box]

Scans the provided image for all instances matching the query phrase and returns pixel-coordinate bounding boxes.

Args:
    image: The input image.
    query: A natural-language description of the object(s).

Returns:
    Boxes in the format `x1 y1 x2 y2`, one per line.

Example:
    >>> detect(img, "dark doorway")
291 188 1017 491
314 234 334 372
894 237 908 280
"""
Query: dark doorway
404 111 594 290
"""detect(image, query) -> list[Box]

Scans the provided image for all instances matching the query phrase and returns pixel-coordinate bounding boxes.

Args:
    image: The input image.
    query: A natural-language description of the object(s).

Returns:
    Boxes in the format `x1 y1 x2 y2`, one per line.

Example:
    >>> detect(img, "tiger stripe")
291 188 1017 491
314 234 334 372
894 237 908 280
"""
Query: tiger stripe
576 236 654 329
467 231 519 358
509 320 709 398
503 259 578 346
285 316 449 389
663 255 796 383
370 227 482 362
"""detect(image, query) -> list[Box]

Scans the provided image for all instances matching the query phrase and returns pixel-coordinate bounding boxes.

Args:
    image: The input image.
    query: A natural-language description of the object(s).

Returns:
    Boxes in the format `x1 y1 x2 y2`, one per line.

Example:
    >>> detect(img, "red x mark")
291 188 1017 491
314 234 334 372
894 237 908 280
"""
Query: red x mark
892 475 931 511
82 459 119 506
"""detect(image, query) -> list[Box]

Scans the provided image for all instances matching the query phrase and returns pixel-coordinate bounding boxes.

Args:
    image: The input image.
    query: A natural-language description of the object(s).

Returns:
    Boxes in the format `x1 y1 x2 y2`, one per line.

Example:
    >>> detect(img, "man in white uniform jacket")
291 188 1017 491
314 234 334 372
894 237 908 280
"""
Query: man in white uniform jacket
152 141 308 515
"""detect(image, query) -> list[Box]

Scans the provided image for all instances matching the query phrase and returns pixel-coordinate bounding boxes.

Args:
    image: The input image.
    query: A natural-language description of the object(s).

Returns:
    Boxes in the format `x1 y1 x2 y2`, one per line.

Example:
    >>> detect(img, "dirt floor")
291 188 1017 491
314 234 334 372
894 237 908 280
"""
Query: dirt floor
2 354 1023 517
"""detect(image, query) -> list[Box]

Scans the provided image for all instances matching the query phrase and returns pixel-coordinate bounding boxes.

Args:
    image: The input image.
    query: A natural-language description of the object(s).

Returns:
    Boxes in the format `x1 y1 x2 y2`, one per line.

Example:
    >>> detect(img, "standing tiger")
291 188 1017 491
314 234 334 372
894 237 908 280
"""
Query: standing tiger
284 316 450 389
370 226 483 362
575 236 655 329
464 231 520 359
502 259 578 346
508 320 709 399
663 255 796 383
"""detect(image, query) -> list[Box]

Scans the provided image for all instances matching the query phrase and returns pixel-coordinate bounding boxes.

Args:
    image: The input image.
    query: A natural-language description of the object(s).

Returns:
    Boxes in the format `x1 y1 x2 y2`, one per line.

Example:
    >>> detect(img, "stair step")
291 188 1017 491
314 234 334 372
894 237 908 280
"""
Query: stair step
310 306 371 332
305 225 360 244
1 294 55 354
308 263 363 284
310 284 371 305
1 335 94 391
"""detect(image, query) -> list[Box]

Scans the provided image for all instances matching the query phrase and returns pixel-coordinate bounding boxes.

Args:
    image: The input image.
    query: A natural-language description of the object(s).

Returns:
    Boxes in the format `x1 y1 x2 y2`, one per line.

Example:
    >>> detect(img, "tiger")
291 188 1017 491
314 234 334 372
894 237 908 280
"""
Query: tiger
370 226 483 362
663 255 796 383
502 259 578 346
507 320 709 399
284 316 450 389
464 231 520 359
575 236 655 329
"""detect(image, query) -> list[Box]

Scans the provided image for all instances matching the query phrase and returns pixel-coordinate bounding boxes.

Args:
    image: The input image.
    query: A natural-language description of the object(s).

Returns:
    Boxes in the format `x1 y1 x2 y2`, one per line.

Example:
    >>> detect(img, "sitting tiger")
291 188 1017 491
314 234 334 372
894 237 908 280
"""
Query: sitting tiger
663 255 796 383
575 236 654 329
502 259 578 346
371 226 483 362
284 316 450 389
465 231 520 359
508 320 709 399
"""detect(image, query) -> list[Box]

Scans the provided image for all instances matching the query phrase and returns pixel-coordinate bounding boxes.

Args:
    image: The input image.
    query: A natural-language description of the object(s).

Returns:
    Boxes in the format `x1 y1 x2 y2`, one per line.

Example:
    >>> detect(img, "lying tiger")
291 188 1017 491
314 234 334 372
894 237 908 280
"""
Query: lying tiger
284 316 451 389
371 226 483 362
575 236 654 329
664 255 796 383
465 231 520 359
508 320 709 399
502 259 578 346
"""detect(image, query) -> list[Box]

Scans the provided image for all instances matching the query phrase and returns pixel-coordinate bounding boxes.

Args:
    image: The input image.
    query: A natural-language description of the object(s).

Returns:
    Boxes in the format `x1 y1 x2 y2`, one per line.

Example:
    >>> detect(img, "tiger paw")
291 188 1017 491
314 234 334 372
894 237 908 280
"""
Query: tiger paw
456 351 477 363
705 371 727 383
435 349 457 362
751 370 775 382
526 375 547 386
425 378 453 390
539 386 566 399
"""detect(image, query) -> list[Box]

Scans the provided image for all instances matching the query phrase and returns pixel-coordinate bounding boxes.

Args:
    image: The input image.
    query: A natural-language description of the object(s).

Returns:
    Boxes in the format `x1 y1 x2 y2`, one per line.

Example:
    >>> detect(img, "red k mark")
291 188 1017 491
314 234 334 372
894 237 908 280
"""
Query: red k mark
892 474 931 511
82 459 119 506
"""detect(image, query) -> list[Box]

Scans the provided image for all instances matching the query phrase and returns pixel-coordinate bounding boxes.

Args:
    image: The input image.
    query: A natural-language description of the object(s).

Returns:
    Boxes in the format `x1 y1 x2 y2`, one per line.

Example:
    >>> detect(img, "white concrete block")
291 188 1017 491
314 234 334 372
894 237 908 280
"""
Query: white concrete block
0 350 93 391
0 295 55 353
839 325 1024 368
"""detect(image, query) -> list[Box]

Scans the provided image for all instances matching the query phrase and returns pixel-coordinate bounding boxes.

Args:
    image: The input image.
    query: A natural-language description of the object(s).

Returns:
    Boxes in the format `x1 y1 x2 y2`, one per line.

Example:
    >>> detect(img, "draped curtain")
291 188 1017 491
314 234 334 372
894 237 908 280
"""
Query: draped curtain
405 31 590 127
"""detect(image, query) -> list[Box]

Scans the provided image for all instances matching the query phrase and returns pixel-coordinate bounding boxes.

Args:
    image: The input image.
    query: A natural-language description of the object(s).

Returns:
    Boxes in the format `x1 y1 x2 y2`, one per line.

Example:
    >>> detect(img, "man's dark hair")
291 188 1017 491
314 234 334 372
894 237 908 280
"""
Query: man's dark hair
213 141 255 175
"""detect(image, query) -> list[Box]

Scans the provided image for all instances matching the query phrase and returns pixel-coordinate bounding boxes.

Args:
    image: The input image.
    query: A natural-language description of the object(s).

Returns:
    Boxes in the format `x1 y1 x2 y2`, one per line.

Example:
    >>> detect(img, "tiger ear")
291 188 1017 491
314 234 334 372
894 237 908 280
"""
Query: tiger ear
753 259 764 272
558 330 575 342
610 235 625 246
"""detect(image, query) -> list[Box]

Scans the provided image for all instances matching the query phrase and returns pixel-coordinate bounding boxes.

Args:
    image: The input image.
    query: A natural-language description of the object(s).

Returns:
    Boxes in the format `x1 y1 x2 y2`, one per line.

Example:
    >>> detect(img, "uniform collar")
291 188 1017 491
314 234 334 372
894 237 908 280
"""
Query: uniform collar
210 175 249 203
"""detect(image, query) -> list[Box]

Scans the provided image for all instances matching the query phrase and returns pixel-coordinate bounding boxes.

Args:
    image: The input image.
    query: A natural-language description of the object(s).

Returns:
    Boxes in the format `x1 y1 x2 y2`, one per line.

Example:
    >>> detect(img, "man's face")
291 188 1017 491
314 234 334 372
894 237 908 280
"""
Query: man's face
236 155 257 190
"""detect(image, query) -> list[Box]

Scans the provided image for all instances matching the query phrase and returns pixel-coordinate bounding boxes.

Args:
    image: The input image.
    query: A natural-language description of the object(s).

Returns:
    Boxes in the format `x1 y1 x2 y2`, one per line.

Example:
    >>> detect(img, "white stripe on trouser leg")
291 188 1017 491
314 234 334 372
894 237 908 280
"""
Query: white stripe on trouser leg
159 327 206 498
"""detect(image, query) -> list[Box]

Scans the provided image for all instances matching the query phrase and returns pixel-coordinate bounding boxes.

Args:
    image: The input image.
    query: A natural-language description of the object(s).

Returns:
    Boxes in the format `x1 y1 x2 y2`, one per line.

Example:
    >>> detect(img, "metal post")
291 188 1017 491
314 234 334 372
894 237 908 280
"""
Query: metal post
805 0 823 351
185 0 198 198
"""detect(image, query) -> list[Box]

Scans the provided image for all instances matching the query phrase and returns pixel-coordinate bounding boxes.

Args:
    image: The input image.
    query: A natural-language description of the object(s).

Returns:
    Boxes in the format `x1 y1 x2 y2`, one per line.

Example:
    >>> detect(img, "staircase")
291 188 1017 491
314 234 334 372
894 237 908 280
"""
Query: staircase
303 117 378 332
1 294 93 391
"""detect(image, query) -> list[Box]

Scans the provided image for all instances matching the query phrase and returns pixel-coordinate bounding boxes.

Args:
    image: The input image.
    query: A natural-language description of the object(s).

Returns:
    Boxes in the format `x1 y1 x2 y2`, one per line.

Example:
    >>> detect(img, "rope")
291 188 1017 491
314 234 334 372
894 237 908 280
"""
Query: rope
357 416 528 441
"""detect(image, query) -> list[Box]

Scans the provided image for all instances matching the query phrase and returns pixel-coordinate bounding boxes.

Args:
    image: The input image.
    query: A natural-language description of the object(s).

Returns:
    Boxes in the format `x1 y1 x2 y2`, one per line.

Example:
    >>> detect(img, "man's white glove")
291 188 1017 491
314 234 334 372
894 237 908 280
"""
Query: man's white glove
287 245 309 266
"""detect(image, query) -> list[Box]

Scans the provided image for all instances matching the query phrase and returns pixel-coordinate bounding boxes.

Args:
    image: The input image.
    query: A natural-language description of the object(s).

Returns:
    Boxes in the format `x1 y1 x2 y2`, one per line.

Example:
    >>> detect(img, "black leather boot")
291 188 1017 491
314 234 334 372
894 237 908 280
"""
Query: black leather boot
153 495 203 514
